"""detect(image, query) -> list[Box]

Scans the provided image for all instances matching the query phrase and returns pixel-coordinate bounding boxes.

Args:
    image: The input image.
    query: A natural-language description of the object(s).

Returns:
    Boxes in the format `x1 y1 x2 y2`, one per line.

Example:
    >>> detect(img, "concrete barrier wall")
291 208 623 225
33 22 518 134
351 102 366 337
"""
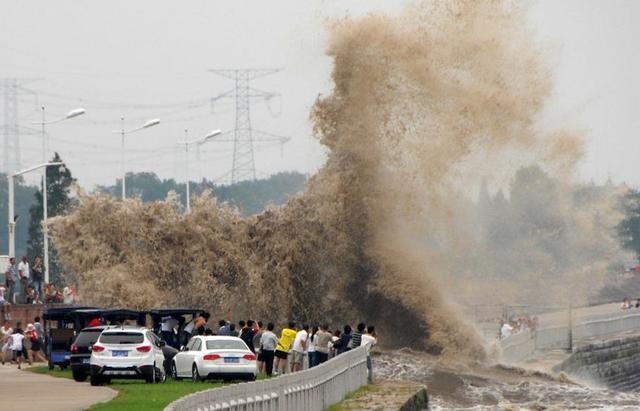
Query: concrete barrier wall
560 335 640 391
165 345 369 411
500 308 640 364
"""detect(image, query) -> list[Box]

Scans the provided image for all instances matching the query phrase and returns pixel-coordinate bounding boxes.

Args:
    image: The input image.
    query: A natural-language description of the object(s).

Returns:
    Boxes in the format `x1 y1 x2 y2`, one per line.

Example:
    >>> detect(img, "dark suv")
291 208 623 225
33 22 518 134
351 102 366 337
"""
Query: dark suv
70 326 106 382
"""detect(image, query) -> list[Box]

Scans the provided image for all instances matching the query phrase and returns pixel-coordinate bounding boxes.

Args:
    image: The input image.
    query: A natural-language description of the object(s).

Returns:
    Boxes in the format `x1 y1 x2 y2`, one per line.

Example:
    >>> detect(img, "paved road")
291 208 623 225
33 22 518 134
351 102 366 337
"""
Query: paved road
0 364 117 411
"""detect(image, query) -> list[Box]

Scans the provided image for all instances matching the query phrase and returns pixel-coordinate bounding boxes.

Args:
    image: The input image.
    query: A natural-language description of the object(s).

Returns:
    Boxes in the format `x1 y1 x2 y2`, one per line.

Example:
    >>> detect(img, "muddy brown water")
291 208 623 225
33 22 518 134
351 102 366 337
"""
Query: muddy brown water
374 350 640 410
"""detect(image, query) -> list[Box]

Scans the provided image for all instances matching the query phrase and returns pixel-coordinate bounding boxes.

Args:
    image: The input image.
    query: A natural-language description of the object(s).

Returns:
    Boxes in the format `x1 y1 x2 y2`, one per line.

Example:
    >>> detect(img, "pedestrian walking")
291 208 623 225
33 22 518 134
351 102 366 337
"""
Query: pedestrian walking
26 324 46 363
11 321 28 369
260 322 279 377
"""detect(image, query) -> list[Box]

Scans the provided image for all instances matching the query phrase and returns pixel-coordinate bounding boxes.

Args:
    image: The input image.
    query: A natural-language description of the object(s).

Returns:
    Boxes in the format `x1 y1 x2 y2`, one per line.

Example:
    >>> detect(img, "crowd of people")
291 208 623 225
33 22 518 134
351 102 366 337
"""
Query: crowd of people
620 297 640 310
1 256 77 317
160 315 378 378
1 317 46 369
499 315 539 339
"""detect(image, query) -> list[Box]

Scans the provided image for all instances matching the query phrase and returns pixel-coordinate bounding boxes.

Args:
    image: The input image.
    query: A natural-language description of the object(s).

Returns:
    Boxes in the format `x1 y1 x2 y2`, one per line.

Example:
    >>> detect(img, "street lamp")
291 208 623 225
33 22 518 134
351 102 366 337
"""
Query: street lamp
113 117 160 199
7 162 64 284
177 129 221 212
31 106 85 285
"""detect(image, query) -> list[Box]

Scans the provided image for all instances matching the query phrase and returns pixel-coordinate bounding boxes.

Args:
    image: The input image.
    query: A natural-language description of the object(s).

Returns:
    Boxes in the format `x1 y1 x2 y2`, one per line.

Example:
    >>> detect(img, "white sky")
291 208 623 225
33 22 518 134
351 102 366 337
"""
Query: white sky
1 0 639 188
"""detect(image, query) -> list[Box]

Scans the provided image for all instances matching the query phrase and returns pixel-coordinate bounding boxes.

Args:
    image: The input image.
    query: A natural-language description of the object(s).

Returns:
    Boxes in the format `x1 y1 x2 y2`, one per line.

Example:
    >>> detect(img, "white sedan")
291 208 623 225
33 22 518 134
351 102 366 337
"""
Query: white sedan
171 336 257 382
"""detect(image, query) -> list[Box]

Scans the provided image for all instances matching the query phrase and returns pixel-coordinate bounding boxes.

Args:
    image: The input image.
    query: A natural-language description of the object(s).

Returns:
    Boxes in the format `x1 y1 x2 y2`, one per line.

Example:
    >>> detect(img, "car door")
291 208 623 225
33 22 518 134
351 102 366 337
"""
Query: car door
178 338 197 376
148 332 164 370
191 338 202 372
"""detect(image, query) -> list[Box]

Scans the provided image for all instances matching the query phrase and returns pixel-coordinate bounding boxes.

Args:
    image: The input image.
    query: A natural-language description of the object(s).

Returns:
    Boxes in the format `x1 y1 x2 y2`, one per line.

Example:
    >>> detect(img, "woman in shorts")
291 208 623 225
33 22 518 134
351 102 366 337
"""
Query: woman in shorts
27 324 46 363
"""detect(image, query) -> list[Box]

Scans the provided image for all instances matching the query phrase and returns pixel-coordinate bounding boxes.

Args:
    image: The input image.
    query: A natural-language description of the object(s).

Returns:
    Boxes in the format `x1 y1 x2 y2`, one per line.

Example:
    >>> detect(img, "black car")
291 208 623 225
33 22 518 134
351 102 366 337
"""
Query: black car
70 326 106 382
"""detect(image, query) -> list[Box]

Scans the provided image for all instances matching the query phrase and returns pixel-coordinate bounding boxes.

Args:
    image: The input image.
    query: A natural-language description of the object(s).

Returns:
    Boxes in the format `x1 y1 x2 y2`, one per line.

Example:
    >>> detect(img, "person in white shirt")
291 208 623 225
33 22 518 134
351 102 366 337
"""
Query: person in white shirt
63 287 74 304
361 325 378 383
500 321 513 339
291 324 309 372
307 326 319 368
18 256 30 304
161 316 179 349
11 324 25 369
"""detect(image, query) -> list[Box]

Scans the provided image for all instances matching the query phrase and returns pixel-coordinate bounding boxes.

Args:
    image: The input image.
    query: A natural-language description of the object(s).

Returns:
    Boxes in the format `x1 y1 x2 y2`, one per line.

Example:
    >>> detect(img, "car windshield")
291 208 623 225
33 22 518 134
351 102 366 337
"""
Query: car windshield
74 330 103 346
99 332 144 344
206 340 247 350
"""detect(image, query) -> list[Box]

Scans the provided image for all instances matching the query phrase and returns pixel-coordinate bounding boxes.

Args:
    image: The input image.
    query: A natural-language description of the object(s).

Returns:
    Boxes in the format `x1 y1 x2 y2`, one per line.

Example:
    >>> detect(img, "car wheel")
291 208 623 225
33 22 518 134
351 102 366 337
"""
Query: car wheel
192 364 201 383
90 375 103 386
171 361 181 381
156 366 166 384
72 370 87 382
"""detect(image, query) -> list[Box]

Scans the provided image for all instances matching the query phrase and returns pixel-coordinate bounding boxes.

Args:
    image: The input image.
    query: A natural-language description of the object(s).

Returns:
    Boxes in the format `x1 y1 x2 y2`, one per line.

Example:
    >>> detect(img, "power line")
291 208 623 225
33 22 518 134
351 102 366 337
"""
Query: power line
209 68 290 183
1 78 41 173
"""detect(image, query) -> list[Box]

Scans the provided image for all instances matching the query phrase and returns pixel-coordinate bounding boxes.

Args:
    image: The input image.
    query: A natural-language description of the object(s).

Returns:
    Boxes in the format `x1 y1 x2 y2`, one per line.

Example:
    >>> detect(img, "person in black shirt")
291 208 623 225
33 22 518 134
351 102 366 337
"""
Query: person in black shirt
240 320 256 353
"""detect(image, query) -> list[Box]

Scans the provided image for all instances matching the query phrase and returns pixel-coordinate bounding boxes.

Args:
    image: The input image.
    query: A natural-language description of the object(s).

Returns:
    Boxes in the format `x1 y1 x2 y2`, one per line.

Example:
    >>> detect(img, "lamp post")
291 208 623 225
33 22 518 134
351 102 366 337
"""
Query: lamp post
115 118 160 199
32 106 85 284
178 129 221 212
7 162 64 284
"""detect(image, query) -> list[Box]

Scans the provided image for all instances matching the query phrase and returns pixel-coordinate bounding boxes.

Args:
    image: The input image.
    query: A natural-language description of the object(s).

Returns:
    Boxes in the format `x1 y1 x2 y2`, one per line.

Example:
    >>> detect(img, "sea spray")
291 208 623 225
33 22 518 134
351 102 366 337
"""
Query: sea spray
50 0 627 360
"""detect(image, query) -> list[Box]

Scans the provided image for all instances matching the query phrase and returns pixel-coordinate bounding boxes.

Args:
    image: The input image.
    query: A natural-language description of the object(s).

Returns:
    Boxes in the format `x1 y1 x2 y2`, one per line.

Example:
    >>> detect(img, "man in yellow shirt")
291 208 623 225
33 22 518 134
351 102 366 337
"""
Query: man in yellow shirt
274 321 297 375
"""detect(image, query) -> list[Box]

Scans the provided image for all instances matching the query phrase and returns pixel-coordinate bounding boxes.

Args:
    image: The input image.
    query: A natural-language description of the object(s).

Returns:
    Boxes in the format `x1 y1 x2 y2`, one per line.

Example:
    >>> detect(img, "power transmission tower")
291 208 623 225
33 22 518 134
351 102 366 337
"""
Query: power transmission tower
1 78 40 173
209 69 289 183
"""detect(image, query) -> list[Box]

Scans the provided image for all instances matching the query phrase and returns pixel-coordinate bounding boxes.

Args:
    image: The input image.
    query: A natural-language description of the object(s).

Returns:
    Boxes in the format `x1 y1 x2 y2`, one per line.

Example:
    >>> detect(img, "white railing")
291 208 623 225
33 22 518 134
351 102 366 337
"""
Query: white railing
500 306 640 364
165 345 369 411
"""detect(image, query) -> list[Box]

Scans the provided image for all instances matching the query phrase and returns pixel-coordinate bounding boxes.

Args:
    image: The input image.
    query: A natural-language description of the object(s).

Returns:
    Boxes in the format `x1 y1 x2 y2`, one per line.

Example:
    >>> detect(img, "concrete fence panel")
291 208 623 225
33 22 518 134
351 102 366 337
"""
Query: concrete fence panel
501 307 640 364
165 345 369 411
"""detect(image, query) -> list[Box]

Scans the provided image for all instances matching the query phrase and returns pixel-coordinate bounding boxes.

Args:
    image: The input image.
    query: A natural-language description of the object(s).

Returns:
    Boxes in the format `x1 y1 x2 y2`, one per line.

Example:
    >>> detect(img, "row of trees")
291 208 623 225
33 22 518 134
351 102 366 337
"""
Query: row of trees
1 159 307 284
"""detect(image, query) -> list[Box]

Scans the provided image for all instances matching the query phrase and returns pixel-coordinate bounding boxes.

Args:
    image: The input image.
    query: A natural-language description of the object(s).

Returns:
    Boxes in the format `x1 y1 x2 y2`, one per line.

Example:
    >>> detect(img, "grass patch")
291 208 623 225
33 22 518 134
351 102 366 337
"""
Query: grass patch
326 384 375 411
26 365 72 379
26 366 231 411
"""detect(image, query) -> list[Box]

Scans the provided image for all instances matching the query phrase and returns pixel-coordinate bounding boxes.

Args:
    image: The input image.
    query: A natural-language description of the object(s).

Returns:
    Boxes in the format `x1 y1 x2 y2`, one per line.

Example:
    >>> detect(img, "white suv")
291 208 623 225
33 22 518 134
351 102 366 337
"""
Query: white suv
89 326 166 386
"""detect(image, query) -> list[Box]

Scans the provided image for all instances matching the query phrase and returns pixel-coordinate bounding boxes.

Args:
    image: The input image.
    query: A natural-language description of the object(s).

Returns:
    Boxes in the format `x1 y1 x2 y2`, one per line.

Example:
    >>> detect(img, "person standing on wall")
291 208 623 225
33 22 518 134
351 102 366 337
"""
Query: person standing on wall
18 256 30 304
31 257 44 304
4 258 17 305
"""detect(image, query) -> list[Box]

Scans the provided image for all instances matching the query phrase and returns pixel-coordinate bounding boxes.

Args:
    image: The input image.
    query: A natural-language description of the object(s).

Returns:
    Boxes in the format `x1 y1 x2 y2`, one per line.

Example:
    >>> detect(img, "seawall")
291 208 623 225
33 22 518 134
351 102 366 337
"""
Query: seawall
560 335 640 392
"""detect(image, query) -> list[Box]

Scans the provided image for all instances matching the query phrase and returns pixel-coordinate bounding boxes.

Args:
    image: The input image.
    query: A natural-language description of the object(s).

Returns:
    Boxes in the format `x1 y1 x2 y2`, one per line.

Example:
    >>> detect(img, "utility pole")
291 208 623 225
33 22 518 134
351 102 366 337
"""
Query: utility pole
0 78 40 173
208 69 289 183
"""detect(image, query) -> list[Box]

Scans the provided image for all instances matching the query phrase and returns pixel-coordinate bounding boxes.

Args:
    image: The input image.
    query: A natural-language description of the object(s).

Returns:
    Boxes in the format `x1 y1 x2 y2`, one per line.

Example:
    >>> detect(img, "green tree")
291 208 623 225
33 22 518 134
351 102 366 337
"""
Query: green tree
618 189 640 259
97 171 307 216
27 152 76 284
